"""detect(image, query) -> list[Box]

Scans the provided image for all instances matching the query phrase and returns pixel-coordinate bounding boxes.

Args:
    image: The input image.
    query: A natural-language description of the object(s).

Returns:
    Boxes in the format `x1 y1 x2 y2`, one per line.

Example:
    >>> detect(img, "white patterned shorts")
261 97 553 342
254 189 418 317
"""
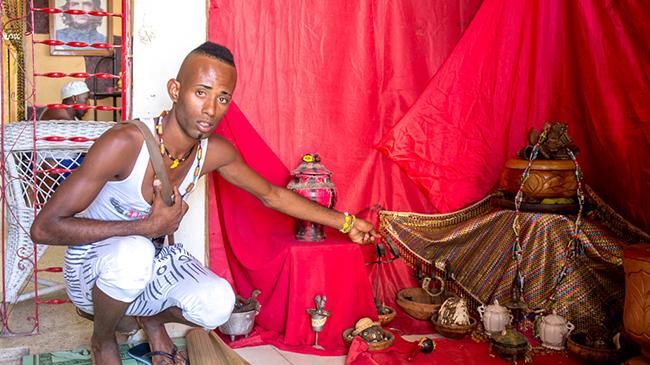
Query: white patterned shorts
64 235 235 329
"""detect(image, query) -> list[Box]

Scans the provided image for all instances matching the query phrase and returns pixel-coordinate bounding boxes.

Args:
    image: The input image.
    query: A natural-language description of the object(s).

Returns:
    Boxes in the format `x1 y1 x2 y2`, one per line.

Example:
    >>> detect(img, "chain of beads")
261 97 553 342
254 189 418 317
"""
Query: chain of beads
511 125 585 310
181 143 202 199
545 149 585 308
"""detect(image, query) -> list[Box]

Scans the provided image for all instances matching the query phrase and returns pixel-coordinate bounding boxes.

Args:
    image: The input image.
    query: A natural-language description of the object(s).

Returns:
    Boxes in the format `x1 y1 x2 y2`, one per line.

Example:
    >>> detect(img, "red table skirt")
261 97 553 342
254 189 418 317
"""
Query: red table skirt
223 235 379 355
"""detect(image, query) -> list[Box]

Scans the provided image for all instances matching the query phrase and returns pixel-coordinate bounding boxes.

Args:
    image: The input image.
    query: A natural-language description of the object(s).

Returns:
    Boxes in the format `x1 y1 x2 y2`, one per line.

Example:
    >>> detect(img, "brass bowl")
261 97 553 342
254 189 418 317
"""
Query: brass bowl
432 317 477 339
343 328 395 351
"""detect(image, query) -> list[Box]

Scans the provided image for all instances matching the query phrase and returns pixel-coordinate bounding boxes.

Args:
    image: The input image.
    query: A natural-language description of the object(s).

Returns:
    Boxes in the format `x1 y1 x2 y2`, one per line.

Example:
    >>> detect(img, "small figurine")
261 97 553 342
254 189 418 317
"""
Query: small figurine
315 295 327 313
512 269 525 304
234 289 261 313
517 122 580 160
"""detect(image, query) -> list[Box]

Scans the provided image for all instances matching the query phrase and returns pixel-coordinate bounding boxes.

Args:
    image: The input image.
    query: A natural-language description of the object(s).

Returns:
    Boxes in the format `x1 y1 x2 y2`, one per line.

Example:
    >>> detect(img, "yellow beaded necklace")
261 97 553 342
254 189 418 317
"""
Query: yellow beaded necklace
155 113 203 197
155 115 197 169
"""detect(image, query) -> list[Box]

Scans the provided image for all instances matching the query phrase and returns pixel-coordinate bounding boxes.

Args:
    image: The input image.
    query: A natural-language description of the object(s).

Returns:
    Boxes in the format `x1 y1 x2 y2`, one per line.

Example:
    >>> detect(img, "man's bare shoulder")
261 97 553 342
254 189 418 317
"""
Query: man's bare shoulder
207 134 236 151
95 122 144 150
77 123 146 180
84 123 142 164
204 134 239 171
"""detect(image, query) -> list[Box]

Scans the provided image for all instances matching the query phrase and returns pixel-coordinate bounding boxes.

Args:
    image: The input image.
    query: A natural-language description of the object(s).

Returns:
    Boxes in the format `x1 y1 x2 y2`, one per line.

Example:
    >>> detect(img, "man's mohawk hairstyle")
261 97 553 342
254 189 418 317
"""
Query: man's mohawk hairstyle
191 42 235 67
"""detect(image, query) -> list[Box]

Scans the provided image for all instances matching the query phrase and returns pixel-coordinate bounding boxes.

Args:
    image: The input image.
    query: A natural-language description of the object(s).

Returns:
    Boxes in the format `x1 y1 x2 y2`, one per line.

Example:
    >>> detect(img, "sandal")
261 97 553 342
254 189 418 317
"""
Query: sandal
127 343 189 365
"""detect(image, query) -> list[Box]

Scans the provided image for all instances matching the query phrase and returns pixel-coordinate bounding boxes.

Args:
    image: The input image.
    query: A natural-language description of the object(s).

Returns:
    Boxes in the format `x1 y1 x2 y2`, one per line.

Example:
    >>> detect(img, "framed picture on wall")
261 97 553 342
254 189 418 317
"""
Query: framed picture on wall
48 0 113 56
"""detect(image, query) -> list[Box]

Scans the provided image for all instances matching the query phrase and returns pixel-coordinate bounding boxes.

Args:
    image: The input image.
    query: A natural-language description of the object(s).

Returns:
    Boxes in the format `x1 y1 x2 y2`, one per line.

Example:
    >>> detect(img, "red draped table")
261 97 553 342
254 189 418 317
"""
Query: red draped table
219 231 378 355
280 236 377 350
209 104 379 354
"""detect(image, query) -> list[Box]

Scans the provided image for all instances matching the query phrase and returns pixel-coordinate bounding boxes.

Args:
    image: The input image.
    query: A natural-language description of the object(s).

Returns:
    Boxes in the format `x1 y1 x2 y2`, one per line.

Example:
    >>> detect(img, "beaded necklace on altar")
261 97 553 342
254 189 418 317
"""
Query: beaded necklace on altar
155 112 203 197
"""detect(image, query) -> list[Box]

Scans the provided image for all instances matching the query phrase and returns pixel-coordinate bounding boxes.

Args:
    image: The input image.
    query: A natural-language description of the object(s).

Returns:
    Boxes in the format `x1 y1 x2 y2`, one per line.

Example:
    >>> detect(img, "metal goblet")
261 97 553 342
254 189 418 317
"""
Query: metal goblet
307 308 331 350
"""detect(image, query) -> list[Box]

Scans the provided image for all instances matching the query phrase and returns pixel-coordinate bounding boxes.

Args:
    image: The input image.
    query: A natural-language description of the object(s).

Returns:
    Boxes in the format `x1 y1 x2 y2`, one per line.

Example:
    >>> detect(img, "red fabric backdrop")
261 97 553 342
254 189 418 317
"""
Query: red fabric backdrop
209 0 482 215
206 0 650 354
378 0 650 231
207 0 482 351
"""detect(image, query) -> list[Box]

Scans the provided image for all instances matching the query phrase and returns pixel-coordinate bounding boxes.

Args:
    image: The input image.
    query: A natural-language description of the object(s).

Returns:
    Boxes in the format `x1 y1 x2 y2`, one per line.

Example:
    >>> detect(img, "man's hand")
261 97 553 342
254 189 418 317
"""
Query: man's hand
143 180 189 238
348 218 380 244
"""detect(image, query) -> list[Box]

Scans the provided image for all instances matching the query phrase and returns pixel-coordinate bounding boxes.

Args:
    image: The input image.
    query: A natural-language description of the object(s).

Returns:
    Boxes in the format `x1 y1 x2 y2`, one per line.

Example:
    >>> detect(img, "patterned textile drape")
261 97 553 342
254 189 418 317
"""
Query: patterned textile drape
379 188 649 335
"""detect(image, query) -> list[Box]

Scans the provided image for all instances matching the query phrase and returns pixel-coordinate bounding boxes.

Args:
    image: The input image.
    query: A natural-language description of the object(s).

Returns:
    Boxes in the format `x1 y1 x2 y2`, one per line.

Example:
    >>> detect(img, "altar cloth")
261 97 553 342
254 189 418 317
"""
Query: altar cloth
379 190 649 336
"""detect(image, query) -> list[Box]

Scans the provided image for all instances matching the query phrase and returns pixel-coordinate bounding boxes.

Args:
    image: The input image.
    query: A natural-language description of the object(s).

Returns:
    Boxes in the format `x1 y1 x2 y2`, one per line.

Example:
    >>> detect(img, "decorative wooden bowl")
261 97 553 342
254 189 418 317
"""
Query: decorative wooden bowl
377 305 396 325
432 317 477 339
566 333 620 365
396 287 443 321
499 159 577 201
343 328 395 351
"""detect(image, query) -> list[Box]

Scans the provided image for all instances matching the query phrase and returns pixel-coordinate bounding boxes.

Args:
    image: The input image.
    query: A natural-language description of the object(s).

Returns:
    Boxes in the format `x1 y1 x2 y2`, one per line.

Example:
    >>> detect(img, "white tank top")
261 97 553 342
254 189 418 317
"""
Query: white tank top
78 117 208 221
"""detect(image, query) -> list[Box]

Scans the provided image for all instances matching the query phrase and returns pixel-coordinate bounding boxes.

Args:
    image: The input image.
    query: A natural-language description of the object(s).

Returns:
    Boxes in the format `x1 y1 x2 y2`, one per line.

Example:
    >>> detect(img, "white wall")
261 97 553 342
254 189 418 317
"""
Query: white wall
132 1 208 263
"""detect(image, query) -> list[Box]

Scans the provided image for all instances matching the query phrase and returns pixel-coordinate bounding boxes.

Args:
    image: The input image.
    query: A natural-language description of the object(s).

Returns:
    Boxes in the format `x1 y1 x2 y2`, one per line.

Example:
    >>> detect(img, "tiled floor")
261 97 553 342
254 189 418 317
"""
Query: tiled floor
233 334 434 365
234 345 346 365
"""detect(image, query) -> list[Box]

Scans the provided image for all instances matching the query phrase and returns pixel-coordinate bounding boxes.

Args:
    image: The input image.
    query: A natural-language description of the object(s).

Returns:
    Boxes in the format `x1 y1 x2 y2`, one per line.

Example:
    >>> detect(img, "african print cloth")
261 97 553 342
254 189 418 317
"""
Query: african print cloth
21 339 185 365
380 186 649 335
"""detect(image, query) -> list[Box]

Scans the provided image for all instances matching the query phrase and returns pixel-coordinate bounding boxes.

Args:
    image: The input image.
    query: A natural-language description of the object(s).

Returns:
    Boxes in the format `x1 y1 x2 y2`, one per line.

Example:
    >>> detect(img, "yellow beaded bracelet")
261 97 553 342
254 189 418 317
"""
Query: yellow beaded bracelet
340 212 357 234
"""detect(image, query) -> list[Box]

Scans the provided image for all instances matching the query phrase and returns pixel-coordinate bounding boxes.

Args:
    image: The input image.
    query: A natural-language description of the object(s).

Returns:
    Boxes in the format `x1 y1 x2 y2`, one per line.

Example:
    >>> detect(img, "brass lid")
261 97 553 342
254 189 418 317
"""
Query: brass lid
542 310 567 325
492 328 528 347
486 299 509 313
290 153 333 176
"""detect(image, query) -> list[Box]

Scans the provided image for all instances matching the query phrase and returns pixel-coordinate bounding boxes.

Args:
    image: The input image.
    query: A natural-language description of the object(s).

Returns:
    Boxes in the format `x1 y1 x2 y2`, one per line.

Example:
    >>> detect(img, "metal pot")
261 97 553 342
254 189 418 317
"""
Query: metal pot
219 308 259 341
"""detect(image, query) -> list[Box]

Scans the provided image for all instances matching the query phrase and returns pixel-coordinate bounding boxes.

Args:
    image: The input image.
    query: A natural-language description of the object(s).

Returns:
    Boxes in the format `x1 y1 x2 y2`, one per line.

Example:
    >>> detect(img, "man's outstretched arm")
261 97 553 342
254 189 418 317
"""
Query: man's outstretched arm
208 137 379 244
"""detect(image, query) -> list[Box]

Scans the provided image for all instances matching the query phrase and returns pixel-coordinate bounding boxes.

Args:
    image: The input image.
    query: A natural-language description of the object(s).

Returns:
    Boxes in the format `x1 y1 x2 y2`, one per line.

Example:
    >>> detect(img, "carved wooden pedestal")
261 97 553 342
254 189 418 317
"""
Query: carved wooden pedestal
623 243 650 364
